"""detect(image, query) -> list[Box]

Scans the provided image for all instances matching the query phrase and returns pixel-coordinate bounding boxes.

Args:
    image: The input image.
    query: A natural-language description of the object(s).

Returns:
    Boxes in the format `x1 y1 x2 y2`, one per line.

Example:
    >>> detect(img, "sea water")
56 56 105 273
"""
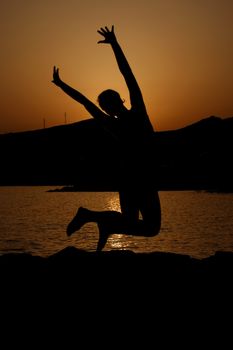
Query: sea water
0 187 232 258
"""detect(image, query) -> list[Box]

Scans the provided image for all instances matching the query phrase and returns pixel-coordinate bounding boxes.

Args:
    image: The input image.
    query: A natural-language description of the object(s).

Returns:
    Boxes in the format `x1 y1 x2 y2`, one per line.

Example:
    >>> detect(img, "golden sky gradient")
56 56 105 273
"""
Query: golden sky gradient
1 0 233 133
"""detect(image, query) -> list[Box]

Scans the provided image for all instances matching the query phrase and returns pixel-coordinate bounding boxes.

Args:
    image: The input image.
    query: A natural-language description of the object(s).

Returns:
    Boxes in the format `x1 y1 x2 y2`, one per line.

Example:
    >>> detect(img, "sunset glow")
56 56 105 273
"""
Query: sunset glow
1 0 233 133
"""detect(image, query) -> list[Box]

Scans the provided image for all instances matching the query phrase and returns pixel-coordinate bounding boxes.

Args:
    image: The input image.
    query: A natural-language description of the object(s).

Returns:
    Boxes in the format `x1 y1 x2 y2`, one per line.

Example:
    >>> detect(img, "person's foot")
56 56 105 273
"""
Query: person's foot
66 207 90 237
96 223 110 252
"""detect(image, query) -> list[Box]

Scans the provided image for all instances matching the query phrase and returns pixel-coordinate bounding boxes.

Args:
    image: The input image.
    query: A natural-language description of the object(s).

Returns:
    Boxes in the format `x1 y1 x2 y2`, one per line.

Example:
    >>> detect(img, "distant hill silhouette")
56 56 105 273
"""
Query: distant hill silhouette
0 116 232 190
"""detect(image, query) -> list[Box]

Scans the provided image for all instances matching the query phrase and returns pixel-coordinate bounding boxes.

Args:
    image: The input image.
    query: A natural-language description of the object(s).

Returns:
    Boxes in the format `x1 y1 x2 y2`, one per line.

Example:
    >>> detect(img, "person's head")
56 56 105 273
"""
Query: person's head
97 89 125 116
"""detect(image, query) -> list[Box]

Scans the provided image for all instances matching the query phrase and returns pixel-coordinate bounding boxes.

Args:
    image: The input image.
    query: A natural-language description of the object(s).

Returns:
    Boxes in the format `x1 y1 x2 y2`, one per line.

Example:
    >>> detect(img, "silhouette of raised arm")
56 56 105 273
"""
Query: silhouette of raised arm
52 66 106 120
97 26 146 113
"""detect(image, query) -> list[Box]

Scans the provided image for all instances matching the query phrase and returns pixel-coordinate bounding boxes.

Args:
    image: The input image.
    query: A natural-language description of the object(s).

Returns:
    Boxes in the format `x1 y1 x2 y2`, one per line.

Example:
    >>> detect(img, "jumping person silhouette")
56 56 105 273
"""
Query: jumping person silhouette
52 25 161 251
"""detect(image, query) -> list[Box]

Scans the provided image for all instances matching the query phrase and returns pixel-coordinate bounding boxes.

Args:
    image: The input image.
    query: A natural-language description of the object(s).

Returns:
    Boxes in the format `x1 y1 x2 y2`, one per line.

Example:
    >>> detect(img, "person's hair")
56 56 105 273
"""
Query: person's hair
97 89 124 111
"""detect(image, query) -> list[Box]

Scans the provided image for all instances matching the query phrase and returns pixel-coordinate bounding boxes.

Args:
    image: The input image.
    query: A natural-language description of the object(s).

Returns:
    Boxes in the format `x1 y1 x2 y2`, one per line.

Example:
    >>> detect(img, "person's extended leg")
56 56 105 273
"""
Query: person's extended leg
119 189 161 236
97 189 161 251
138 189 161 236
119 190 140 222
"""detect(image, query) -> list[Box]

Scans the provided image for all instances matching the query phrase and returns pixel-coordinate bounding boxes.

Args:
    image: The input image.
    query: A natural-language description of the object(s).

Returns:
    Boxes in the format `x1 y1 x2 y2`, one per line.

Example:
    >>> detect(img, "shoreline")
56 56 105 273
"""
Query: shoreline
47 186 233 193
1 247 233 278
1 184 233 192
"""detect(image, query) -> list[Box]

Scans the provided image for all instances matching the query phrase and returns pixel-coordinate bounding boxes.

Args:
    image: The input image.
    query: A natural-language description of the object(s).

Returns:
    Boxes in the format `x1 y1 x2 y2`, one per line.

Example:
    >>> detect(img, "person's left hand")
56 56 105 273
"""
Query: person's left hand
97 25 116 44
52 66 62 86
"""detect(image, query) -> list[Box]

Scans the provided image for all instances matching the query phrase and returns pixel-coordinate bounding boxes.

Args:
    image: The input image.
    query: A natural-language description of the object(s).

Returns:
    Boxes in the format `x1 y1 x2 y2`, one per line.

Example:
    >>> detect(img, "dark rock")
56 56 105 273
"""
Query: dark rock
1 247 233 284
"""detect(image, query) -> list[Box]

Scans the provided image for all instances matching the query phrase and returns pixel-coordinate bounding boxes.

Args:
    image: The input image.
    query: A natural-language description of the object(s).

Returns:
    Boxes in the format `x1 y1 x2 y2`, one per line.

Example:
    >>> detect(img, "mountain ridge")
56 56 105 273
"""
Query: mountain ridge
0 116 232 190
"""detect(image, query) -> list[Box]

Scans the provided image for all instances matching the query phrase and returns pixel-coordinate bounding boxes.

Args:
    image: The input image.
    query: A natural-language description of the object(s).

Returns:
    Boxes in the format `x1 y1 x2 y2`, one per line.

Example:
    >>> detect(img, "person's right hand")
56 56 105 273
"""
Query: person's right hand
97 25 116 44
52 66 61 86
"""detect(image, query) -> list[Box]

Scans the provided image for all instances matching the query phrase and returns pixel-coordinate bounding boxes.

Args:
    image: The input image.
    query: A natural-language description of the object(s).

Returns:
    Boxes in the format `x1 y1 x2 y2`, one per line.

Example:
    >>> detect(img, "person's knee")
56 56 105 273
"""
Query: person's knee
145 222 161 237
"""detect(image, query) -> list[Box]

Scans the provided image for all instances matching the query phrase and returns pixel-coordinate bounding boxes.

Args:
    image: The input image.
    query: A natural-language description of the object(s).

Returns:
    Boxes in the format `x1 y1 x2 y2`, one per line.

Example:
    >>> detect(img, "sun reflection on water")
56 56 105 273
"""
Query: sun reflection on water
107 194 120 212
1 188 233 258
106 193 132 250
108 234 130 250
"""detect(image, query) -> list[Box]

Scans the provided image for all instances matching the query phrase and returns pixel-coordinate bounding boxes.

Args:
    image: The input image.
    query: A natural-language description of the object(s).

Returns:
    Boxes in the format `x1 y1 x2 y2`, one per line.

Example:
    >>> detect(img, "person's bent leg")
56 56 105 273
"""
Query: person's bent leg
67 207 92 236
96 190 161 251
139 189 161 236
66 206 124 237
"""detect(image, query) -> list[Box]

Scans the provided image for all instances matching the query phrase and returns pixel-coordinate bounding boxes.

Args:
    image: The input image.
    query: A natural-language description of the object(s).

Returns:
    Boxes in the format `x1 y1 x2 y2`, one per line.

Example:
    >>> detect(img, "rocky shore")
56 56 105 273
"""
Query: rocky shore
1 247 233 320
1 247 233 285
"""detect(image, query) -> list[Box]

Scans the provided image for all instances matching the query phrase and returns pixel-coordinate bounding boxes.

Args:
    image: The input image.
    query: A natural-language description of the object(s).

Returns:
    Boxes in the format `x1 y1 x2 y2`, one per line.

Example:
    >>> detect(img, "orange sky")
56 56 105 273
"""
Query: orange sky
0 0 233 133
